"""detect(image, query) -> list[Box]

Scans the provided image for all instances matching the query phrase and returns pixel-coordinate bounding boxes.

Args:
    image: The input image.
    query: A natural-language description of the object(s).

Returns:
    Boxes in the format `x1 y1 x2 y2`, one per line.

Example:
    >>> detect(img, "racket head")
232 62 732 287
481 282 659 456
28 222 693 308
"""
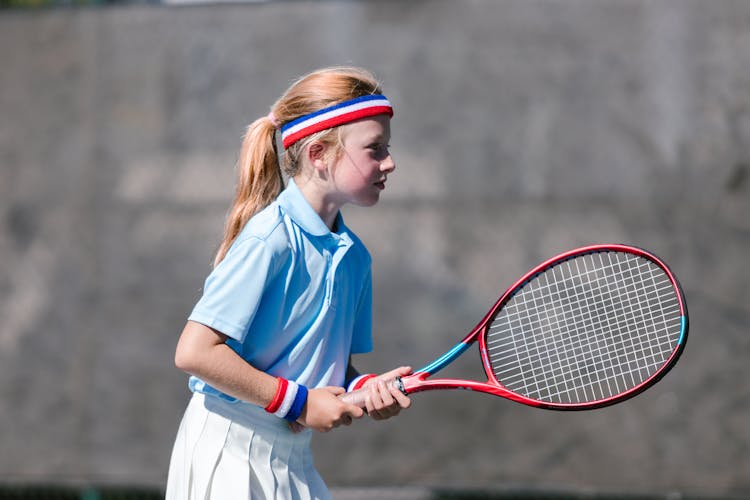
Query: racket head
477 244 688 410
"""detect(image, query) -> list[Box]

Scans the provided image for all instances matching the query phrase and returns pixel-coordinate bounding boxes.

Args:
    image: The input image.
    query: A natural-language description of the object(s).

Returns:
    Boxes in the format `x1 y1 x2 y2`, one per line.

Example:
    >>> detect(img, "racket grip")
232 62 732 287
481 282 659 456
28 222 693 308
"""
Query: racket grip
339 377 405 408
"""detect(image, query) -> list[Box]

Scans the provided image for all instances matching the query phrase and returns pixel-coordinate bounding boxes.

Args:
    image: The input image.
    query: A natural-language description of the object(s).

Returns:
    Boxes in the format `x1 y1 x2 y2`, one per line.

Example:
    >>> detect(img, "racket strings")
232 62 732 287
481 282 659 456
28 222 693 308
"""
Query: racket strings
535 253 677 401
539 253 677 401
496 256 638 401
487 251 681 404
487 276 679 369
487 274 678 353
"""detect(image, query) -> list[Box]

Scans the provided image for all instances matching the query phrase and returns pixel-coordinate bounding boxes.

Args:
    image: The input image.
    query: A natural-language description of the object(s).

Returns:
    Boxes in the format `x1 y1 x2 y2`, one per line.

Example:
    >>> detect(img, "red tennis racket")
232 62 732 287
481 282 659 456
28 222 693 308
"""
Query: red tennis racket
342 244 688 410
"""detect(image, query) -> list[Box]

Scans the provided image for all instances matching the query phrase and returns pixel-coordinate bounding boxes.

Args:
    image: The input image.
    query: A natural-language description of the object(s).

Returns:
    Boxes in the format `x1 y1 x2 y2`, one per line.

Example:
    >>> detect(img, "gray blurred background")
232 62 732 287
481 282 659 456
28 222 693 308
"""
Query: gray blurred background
1 0 749 497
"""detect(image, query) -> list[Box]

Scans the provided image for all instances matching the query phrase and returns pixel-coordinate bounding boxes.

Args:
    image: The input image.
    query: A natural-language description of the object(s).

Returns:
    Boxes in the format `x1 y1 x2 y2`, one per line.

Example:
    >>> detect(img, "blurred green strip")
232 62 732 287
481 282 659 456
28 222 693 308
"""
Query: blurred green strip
0 0 130 8
0 486 745 500
0 486 163 500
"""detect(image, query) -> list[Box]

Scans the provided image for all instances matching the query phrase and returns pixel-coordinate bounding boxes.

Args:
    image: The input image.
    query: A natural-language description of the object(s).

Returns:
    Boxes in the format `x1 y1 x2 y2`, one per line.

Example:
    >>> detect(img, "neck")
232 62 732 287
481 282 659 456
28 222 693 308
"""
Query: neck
293 175 341 231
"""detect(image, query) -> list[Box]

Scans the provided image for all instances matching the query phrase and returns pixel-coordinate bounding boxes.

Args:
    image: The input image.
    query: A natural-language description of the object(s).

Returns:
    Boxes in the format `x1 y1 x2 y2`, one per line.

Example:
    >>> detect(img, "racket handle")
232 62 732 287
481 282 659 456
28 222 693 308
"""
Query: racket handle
338 377 405 408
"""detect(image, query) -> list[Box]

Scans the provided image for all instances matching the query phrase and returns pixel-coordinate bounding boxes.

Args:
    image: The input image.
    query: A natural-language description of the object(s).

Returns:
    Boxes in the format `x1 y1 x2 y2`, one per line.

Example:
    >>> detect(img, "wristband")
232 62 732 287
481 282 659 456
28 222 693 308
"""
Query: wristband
284 384 308 422
347 374 377 392
264 377 308 422
264 377 288 414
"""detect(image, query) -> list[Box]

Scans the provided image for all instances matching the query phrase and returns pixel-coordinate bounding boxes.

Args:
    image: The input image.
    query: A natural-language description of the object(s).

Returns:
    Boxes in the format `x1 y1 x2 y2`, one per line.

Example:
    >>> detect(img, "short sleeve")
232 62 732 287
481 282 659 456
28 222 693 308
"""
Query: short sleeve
188 236 276 342
350 267 373 354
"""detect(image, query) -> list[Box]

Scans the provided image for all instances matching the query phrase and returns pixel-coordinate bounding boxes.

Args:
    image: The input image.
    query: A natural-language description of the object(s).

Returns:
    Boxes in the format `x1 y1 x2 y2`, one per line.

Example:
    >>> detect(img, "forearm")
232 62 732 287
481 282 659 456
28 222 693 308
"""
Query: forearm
174 320 277 407
175 321 368 431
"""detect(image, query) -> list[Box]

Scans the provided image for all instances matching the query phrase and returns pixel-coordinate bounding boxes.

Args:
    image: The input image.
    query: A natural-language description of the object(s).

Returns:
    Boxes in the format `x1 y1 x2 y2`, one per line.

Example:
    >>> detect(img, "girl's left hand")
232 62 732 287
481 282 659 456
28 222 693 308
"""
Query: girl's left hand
362 366 412 420
288 366 413 431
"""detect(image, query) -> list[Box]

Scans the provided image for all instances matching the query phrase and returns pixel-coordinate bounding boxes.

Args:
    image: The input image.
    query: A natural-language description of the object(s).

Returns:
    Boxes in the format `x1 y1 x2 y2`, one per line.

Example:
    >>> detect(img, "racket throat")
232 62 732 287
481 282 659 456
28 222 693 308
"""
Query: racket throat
415 341 473 376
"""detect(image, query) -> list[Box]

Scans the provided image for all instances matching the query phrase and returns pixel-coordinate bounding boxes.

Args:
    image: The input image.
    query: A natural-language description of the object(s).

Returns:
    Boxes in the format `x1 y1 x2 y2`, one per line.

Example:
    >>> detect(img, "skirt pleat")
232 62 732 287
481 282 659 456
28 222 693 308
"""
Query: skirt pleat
270 425 295 499
206 420 252 498
192 407 232 498
166 393 331 500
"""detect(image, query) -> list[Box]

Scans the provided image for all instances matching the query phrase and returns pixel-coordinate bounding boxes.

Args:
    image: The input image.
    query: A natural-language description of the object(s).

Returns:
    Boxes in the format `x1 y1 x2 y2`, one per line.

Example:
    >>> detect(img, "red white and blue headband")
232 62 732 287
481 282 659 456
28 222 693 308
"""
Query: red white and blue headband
279 94 393 149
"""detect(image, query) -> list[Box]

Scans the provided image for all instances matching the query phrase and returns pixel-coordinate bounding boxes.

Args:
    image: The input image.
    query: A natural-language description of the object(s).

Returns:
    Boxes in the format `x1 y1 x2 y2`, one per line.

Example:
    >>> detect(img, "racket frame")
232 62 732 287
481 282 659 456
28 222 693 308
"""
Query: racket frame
397 244 688 410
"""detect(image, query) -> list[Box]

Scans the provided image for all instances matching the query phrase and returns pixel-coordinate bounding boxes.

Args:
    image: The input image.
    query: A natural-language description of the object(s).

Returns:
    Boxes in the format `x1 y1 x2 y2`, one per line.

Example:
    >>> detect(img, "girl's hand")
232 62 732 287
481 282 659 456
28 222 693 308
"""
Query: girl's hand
362 366 412 420
298 386 365 432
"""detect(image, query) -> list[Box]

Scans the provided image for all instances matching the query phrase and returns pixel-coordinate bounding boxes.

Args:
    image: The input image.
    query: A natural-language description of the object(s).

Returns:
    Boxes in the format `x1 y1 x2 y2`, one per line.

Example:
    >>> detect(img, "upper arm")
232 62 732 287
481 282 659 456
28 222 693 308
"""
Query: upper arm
188 235 282 343
174 320 228 372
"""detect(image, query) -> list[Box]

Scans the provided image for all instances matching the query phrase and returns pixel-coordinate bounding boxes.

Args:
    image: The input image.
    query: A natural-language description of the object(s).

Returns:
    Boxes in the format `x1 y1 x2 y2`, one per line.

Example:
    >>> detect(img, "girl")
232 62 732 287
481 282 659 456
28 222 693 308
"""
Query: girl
166 66 412 499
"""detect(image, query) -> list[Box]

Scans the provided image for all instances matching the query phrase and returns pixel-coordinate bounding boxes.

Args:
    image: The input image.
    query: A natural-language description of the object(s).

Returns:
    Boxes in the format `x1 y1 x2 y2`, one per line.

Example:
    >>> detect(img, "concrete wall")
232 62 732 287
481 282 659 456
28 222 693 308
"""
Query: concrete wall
1 0 749 496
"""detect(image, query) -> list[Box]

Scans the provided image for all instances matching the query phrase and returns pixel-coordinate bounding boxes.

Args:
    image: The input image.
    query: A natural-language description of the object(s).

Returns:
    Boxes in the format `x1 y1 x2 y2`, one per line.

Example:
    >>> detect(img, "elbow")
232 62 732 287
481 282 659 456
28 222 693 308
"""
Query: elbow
174 346 189 373
174 321 226 375
174 341 199 374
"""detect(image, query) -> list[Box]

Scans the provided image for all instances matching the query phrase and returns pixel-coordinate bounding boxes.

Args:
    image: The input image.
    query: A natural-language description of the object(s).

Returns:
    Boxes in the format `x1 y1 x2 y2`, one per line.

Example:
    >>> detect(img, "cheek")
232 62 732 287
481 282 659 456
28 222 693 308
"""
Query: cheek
337 153 375 183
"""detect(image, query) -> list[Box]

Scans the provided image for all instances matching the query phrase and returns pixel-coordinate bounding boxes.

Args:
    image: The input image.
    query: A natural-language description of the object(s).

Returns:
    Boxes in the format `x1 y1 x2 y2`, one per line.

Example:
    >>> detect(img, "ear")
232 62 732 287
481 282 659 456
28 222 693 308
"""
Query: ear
306 141 329 173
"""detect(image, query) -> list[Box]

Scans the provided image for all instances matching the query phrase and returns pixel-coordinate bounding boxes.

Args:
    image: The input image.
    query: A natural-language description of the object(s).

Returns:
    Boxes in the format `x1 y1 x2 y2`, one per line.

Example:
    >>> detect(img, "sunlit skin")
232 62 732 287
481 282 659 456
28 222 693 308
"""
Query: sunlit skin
297 114 396 230
330 114 395 207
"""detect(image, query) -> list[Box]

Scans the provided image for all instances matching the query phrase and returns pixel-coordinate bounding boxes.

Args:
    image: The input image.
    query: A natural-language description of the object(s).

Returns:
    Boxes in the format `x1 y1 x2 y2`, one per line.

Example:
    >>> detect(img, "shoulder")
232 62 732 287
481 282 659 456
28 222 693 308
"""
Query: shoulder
238 202 290 245
226 202 292 264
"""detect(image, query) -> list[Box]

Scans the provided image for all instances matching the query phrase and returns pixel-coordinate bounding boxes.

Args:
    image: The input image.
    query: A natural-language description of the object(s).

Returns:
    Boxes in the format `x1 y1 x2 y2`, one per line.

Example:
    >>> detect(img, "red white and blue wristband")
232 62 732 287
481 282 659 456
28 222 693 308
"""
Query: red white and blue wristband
280 94 393 149
265 378 308 422
346 374 377 392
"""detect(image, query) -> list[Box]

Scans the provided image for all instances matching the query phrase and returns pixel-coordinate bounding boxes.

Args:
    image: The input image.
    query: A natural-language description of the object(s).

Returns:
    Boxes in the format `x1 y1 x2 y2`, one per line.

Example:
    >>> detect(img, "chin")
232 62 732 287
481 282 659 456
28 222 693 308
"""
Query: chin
353 193 380 207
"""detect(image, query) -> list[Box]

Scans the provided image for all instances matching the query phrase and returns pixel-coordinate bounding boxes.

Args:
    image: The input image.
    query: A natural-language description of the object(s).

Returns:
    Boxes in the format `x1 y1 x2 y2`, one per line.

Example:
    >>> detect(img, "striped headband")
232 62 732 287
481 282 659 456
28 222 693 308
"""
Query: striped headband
280 94 393 149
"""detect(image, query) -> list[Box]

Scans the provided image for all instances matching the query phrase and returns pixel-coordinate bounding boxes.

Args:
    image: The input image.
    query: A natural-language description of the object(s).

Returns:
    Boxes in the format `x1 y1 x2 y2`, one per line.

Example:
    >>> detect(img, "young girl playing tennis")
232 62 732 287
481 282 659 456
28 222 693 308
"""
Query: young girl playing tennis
165 66 411 499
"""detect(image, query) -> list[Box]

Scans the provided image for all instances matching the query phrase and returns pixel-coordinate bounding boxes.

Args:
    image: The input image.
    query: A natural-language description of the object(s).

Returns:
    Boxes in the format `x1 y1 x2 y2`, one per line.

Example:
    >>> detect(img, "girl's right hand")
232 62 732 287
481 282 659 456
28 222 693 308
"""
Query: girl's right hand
298 386 365 432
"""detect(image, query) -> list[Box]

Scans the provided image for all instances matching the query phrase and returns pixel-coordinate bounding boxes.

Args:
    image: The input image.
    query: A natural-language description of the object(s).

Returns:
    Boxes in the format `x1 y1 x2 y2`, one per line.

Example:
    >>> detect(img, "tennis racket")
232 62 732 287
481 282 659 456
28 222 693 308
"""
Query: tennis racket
342 244 688 410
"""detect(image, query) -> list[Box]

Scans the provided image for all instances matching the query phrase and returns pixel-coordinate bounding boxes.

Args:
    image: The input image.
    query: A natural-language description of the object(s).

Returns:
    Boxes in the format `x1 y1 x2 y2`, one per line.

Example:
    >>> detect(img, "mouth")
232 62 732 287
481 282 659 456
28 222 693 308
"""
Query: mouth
374 179 387 190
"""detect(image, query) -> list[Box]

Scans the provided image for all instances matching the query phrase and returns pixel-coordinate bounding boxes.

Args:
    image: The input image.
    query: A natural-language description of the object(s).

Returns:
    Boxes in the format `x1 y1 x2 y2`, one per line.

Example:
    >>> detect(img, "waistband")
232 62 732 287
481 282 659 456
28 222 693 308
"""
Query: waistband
193 392 313 437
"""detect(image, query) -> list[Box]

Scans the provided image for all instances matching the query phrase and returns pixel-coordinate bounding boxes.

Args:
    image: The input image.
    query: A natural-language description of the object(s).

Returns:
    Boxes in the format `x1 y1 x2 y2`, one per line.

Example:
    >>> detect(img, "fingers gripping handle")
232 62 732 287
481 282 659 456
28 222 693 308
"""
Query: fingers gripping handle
339 377 406 408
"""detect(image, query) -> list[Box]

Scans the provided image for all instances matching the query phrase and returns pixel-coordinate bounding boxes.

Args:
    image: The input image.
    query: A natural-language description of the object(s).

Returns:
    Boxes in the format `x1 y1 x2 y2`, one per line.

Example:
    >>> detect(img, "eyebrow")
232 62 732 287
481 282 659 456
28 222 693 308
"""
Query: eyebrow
367 131 390 142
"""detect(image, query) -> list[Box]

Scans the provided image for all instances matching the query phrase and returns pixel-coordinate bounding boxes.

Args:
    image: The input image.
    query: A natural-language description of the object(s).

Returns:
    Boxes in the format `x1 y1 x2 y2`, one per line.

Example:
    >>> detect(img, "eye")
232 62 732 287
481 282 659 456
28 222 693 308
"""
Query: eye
368 143 390 159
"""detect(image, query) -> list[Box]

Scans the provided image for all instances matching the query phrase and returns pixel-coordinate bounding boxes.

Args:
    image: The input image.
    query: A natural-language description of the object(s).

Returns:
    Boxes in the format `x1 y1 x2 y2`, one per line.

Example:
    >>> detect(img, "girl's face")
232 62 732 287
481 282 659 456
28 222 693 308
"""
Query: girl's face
330 114 395 207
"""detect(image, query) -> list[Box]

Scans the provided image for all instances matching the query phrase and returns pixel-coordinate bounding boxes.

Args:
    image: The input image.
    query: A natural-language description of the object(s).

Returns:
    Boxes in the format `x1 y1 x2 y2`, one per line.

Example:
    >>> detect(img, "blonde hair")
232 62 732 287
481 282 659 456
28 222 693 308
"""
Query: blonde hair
214 66 384 265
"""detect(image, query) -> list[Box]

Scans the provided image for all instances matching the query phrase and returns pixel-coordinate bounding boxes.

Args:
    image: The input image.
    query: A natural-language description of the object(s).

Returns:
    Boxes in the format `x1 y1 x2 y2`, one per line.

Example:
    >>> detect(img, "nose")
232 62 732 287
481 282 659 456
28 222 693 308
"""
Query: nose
381 153 396 173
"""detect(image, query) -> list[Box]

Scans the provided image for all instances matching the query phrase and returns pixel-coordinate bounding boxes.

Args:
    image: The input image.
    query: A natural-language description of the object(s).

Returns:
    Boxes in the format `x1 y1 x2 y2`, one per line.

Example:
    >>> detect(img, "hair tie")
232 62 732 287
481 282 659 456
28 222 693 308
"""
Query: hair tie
281 94 393 149
267 112 280 129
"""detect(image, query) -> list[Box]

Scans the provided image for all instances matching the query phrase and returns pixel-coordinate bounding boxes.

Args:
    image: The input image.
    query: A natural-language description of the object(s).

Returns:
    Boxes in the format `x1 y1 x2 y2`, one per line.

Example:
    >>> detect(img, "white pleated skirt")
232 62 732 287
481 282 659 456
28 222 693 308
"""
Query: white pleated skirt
166 393 331 500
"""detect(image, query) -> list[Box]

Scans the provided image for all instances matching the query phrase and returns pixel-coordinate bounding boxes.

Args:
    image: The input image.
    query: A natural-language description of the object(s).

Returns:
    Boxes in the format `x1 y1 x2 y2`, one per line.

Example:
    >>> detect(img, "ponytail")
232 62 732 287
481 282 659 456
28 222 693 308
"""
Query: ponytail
214 116 282 266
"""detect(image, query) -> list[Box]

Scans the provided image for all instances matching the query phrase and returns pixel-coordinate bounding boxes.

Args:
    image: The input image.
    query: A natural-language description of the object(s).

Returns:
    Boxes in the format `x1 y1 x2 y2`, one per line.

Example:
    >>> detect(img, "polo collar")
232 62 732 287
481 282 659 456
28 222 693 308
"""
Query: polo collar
278 179 350 242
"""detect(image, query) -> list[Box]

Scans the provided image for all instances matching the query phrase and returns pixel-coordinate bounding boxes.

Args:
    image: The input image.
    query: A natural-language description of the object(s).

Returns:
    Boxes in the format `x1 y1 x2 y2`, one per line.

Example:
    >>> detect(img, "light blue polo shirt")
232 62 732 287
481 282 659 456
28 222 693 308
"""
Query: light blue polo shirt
187 179 373 402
